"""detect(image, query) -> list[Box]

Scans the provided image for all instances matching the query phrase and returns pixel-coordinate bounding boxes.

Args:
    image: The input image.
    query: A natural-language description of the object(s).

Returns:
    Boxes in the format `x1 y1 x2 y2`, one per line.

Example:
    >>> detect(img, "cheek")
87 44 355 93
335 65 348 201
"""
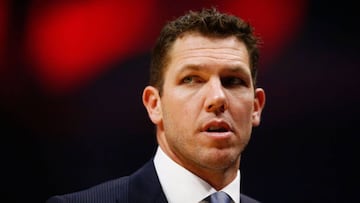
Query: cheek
231 100 254 126
162 97 200 137
162 98 189 125
167 91 201 115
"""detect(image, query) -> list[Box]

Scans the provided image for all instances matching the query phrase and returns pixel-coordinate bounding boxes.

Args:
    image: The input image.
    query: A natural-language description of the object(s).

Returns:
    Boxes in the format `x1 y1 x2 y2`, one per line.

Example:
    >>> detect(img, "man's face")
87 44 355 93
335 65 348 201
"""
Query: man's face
143 32 265 173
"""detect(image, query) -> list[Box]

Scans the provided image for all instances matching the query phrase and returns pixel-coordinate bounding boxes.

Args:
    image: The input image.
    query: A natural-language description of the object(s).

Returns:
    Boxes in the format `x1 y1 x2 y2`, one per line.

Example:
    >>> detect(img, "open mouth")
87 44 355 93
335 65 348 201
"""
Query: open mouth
206 126 228 132
203 120 231 133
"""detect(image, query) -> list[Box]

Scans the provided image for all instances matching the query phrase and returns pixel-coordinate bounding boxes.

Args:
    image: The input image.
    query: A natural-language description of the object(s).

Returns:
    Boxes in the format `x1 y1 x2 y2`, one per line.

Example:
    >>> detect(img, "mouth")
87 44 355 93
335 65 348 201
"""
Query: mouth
203 120 232 135
206 125 229 132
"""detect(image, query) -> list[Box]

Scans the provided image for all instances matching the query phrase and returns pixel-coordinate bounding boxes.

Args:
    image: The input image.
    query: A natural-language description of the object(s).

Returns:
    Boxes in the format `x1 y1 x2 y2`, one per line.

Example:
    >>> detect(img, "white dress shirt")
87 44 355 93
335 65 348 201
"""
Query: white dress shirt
154 146 240 203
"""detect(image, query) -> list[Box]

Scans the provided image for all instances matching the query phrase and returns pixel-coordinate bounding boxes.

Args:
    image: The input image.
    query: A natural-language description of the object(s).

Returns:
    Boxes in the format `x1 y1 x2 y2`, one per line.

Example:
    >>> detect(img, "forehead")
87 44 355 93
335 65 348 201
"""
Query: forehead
167 32 250 71
173 31 244 51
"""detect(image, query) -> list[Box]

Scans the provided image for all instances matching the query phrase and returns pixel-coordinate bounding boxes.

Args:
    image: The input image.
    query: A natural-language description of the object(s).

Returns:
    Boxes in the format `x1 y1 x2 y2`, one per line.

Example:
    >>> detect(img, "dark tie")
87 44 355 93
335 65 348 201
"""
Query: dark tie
206 191 232 203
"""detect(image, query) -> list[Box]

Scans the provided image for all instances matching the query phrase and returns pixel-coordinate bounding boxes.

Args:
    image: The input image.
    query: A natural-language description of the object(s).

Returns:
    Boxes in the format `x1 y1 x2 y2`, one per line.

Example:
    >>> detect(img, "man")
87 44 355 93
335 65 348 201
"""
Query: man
47 7 266 203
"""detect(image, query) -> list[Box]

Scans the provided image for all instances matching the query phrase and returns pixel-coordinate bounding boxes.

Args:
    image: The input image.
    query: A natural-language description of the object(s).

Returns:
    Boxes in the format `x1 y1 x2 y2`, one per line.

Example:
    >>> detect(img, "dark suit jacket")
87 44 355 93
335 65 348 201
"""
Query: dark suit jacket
46 160 260 203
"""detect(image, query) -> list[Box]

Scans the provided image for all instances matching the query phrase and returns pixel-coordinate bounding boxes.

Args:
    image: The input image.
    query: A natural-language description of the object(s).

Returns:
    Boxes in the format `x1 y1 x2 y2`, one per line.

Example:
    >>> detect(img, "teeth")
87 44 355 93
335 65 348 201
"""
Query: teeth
208 126 221 131
207 126 227 132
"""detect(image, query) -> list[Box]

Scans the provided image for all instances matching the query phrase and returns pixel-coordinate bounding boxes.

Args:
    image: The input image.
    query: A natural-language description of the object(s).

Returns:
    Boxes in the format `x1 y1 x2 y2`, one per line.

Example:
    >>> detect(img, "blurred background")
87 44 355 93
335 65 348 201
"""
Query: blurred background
1 0 355 202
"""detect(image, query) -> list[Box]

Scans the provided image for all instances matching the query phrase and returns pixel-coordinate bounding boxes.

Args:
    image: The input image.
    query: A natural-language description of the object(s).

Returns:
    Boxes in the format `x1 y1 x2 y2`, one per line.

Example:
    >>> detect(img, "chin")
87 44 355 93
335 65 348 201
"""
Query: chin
204 150 239 169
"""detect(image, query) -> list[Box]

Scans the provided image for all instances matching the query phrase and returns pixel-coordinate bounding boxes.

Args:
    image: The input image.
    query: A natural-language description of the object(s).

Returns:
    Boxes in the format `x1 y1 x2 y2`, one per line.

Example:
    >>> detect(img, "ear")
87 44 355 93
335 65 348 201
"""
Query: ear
252 88 266 127
142 86 162 125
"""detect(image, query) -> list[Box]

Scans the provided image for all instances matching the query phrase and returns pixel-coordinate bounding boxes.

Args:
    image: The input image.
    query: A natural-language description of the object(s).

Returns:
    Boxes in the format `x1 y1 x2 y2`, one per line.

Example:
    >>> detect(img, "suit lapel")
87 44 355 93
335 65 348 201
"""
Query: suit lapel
240 193 260 203
127 160 168 203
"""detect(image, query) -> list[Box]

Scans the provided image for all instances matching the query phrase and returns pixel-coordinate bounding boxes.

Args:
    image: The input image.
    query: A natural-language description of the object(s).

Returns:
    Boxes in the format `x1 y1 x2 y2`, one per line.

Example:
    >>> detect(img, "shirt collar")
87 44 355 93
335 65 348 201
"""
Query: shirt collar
154 146 240 203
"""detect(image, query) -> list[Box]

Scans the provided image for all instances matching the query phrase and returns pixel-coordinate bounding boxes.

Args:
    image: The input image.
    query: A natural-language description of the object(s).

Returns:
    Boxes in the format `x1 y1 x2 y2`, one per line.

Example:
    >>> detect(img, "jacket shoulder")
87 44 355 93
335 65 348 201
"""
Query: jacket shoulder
46 176 129 203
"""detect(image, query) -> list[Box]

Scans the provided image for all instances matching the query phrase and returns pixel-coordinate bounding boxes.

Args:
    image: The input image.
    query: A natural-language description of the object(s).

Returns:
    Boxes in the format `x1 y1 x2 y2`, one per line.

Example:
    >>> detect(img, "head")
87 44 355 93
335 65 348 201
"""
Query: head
143 8 265 187
149 7 261 95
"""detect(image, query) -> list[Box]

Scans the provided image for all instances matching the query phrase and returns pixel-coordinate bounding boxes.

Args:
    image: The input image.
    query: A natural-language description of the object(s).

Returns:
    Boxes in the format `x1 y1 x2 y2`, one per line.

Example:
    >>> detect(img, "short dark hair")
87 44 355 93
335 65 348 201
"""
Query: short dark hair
150 7 261 95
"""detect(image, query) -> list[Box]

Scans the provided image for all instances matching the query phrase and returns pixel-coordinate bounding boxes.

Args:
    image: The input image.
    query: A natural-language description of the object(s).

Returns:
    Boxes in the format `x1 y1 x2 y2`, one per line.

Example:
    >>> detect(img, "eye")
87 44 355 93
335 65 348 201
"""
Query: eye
181 75 203 84
182 76 193 83
221 77 246 87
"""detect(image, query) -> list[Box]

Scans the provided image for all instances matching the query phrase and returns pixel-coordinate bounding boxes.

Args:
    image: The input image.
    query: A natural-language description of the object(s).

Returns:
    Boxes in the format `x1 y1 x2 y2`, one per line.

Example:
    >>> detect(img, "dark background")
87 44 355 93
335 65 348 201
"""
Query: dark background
1 0 354 202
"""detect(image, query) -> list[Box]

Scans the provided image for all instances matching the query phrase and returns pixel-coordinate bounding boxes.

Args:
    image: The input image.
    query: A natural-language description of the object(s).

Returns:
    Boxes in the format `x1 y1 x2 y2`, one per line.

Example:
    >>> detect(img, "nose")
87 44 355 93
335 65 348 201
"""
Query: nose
205 78 228 114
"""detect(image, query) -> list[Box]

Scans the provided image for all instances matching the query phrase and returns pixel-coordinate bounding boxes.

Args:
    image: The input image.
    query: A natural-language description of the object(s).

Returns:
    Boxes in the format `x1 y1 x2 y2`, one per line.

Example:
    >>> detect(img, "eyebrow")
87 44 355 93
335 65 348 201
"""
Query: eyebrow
178 64 250 75
178 64 202 72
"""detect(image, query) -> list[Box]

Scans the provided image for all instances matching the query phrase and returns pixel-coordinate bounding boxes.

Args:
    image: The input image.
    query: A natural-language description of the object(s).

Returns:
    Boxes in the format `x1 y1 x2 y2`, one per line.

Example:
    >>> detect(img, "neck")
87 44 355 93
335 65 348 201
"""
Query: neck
186 159 239 190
